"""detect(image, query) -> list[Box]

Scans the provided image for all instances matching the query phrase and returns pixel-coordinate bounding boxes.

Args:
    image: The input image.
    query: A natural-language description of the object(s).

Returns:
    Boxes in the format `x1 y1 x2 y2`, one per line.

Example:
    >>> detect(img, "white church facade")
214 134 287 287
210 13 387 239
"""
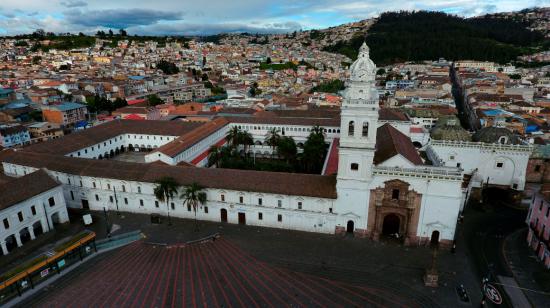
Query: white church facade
0 44 476 247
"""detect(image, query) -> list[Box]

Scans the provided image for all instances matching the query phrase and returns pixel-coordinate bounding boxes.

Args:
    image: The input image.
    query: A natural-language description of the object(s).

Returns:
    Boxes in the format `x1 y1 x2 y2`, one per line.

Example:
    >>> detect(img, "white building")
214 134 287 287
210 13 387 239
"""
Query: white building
426 127 532 191
0 44 467 247
0 170 69 255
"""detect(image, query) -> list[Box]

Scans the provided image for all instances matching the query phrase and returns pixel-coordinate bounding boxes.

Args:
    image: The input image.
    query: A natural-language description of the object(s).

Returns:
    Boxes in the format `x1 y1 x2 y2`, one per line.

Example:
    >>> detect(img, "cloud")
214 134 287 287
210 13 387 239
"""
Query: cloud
64 8 184 29
0 1 545 36
130 21 302 36
60 0 88 8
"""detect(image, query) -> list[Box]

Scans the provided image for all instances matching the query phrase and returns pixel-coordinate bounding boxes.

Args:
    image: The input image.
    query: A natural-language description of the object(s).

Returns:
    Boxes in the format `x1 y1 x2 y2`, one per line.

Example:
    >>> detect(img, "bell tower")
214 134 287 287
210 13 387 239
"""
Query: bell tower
337 42 379 182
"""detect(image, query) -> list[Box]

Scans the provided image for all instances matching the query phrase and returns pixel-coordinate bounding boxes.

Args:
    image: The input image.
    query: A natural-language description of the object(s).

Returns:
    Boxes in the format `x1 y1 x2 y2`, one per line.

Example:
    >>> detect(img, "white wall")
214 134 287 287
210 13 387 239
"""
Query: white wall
0 181 68 254
427 140 532 190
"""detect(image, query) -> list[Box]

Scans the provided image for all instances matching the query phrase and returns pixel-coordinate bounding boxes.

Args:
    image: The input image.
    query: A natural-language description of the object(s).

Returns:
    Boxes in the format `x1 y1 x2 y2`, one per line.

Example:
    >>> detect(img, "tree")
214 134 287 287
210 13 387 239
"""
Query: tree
32 29 45 38
208 145 221 168
154 177 180 225
108 29 114 37
180 182 207 231
226 126 241 148
309 79 345 94
157 60 180 75
238 131 254 156
265 128 281 155
32 56 42 65
302 125 327 173
202 56 207 66
147 94 164 106
119 28 127 36
266 57 272 64
277 136 297 163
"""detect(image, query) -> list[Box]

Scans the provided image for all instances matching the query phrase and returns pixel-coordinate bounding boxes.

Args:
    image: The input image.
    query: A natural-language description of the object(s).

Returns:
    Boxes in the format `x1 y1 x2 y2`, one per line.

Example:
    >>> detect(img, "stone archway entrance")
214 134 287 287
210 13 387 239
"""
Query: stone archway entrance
382 214 400 236
346 220 354 234
220 209 228 223
430 230 440 247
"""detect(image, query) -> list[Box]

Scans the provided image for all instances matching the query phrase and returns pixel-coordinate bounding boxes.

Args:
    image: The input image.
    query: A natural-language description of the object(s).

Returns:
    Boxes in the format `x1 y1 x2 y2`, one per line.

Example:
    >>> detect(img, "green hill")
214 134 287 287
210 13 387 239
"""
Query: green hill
323 11 546 65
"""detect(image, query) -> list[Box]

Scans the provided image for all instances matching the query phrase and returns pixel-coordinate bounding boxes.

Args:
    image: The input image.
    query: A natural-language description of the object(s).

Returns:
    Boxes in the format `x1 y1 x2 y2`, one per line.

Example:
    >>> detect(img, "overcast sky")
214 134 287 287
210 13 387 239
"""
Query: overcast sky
0 0 547 35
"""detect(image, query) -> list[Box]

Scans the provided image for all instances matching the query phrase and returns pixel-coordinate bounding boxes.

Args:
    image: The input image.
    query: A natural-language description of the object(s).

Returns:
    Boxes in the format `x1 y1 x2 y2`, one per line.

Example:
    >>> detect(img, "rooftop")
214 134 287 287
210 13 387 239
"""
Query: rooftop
0 169 60 211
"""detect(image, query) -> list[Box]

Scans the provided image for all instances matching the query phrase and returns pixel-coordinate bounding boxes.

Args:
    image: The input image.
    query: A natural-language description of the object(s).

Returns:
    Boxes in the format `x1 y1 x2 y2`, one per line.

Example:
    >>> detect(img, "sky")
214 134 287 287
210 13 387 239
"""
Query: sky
0 0 548 36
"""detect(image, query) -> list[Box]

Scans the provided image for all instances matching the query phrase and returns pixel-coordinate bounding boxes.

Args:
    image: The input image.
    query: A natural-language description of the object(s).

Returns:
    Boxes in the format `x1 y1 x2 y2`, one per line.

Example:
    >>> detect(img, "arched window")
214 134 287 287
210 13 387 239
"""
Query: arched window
348 121 355 136
362 122 369 137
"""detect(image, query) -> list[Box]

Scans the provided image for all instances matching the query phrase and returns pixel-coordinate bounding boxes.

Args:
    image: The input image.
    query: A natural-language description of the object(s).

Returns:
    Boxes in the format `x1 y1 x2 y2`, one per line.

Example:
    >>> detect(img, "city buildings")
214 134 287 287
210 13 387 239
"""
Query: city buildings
0 44 465 247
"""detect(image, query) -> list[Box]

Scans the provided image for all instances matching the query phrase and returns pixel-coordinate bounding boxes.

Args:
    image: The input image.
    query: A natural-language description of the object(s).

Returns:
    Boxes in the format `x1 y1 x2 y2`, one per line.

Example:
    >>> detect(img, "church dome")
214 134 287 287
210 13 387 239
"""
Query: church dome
430 116 471 142
349 42 376 83
472 126 521 145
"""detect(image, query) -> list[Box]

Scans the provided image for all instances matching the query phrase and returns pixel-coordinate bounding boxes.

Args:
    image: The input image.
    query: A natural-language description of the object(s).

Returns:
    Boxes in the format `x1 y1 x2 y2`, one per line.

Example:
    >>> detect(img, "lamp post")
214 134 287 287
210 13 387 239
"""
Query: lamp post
103 207 111 238
167 200 172 226
113 187 120 216
42 202 52 232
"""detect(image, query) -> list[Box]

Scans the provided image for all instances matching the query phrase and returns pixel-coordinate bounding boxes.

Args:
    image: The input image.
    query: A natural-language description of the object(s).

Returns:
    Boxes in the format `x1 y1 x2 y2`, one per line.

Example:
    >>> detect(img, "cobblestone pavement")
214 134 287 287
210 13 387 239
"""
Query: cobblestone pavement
504 228 550 307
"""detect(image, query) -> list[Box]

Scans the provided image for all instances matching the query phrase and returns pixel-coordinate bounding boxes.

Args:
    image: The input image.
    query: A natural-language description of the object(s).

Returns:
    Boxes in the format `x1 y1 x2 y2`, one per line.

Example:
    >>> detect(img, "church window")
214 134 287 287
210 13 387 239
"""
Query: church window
204 206 208 213
496 162 504 168
239 196 244 203
258 212 263 220
535 165 541 172
391 189 400 200
498 136 508 144
278 214 282 222
298 201 302 209
362 122 369 137
348 121 355 136
351 163 359 171
258 198 263 205
221 194 225 202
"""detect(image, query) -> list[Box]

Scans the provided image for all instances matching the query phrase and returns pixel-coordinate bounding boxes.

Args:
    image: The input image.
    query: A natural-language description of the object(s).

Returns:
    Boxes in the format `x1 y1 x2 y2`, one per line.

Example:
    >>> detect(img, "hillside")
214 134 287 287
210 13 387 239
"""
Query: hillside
323 10 547 65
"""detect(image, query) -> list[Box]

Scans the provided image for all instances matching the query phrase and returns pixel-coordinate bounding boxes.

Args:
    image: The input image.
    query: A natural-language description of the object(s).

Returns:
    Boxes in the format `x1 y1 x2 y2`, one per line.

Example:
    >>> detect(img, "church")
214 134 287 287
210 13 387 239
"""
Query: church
0 44 465 248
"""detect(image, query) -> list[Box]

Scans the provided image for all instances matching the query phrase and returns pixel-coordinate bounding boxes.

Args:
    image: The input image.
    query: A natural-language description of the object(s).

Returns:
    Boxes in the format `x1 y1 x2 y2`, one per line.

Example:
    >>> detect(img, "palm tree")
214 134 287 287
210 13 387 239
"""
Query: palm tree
154 177 180 226
208 145 221 167
277 136 297 163
181 182 207 231
226 126 241 148
265 128 281 155
238 131 254 156
303 125 327 173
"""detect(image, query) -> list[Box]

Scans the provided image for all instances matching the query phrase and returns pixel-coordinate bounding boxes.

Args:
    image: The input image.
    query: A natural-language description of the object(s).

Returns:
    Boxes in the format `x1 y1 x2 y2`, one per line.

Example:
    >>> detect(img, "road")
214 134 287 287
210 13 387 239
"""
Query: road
462 190 528 307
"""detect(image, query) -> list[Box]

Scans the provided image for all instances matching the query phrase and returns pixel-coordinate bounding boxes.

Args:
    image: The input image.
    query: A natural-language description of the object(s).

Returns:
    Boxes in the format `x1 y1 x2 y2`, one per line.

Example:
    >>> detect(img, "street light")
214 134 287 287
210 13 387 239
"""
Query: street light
113 187 120 216
103 207 111 238
167 201 172 226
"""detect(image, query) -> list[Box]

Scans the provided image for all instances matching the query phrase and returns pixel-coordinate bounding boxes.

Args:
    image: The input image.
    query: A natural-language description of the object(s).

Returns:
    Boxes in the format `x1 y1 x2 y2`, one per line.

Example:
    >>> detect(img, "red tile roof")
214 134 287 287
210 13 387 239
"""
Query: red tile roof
374 124 423 165
0 169 60 210
0 150 337 199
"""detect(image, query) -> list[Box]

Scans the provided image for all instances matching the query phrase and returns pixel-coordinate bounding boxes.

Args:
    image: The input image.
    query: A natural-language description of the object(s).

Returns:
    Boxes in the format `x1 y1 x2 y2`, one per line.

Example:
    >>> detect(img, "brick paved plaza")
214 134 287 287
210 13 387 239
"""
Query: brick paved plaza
22 238 418 307
13 210 484 307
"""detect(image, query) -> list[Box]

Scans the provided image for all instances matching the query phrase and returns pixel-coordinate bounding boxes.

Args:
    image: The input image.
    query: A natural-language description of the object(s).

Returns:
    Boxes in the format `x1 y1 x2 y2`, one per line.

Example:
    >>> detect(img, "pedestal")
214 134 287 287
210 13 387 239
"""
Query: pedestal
423 268 439 287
